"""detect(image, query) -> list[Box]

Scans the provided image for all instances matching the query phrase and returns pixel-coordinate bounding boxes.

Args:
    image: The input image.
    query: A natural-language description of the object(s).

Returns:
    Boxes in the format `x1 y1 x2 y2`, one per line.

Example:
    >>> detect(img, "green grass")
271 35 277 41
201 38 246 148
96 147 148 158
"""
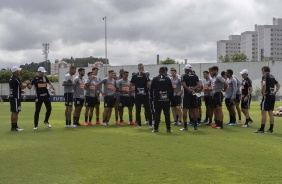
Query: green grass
0 102 282 184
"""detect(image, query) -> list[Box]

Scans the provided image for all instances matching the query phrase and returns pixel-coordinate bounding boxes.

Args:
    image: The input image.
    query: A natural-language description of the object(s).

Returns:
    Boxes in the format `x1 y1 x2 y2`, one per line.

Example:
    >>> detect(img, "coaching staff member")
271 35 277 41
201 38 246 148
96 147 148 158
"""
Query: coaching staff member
130 63 152 128
27 67 55 130
9 66 30 131
150 67 174 133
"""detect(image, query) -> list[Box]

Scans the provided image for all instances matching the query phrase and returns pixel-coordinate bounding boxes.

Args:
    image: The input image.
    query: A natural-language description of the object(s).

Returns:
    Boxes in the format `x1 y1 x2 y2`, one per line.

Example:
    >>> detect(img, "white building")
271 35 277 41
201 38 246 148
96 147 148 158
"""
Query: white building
51 60 71 75
256 18 282 61
88 61 110 68
217 35 241 62
241 31 258 61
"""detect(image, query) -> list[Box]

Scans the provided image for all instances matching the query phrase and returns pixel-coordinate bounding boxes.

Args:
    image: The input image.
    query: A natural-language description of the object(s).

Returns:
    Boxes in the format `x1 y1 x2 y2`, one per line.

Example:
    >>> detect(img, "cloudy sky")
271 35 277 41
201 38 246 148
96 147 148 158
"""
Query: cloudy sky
0 0 281 68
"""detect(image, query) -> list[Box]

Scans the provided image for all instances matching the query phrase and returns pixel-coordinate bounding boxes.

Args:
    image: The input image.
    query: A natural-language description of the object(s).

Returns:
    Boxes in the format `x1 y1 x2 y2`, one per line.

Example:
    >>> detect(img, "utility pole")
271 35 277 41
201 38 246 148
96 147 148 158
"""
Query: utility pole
103 16 108 77
42 43 49 74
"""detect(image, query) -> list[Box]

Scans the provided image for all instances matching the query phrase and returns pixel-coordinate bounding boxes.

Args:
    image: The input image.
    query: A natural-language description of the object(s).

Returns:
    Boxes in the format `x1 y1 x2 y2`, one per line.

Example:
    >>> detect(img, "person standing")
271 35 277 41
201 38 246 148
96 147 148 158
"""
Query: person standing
225 69 238 126
9 66 30 131
97 70 116 126
209 66 227 129
180 64 200 131
150 67 174 133
84 72 98 125
130 63 152 128
62 66 76 128
27 67 55 130
73 68 85 126
92 67 102 124
170 67 183 126
233 75 242 124
255 66 280 133
239 69 254 128
202 70 213 126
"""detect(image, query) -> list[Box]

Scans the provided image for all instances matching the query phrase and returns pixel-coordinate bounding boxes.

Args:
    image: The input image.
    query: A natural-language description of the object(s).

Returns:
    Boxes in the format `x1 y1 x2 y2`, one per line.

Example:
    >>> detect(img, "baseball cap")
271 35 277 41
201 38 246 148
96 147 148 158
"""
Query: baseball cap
11 66 22 73
38 67 47 73
183 64 192 70
239 69 248 74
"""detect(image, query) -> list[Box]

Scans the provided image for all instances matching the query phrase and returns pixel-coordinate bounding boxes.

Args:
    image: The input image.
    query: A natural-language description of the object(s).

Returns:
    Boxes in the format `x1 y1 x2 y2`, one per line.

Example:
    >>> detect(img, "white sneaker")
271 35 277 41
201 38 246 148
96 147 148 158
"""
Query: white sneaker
102 122 108 126
144 121 149 125
138 126 142 129
242 124 248 128
70 124 77 128
33 127 38 130
149 125 153 129
44 122 51 128
177 121 182 126
11 128 24 131
65 125 70 128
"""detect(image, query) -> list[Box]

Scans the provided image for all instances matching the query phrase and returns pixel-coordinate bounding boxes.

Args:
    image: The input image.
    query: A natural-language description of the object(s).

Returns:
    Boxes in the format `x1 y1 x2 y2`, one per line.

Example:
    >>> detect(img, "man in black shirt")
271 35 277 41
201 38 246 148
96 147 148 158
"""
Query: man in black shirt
130 63 152 128
27 67 55 130
255 66 280 133
239 69 254 128
150 67 174 133
180 64 200 131
9 66 30 131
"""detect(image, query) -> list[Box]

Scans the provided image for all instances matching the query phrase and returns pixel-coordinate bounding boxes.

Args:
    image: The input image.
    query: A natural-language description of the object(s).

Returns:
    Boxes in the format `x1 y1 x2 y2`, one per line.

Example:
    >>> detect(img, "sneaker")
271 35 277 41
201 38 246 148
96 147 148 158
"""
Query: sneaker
138 126 142 129
254 129 264 133
152 120 155 125
206 122 212 126
102 122 108 126
227 122 236 126
188 122 193 126
242 124 248 128
119 121 125 126
266 129 273 133
193 127 198 131
70 124 77 128
212 123 217 128
76 123 82 126
65 125 70 128
88 122 93 125
84 122 89 126
172 121 178 125
33 127 38 130
149 125 153 129
247 119 253 125
96 121 101 125
237 120 242 125
44 122 52 128
180 128 188 131
130 122 137 126
202 119 208 123
116 121 121 125
177 121 182 126
197 122 202 127
166 129 173 133
144 121 149 125
11 128 24 131
215 126 223 129
152 129 159 133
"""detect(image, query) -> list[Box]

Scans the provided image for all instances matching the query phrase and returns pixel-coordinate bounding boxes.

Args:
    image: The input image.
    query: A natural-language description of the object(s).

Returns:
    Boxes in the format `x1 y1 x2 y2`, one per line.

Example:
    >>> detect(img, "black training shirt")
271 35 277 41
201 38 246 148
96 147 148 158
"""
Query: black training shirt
9 75 22 99
30 76 50 99
130 72 150 96
181 72 199 94
241 77 252 96
262 73 278 95
150 74 173 102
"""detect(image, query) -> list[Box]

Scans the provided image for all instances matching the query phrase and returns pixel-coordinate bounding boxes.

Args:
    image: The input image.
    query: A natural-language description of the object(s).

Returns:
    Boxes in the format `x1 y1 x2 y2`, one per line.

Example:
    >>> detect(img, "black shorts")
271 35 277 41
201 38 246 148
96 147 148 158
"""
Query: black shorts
235 94 241 103
104 96 115 108
182 93 199 109
198 96 202 106
225 98 234 107
210 92 223 108
64 93 73 107
85 96 97 107
204 96 211 106
119 96 133 108
261 95 275 111
131 96 135 105
95 94 100 105
74 98 84 107
241 96 251 109
10 98 21 112
171 96 181 107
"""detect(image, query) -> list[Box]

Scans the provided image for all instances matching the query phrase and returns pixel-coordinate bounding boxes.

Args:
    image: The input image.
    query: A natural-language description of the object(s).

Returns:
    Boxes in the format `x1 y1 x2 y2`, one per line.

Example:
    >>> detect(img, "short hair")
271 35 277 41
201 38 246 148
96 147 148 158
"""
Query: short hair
170 67 176 72
164 66 168 72
210 66 219 72
78 68 85 72
226 69 233 75
123 71 129 74
203 70 209 74
262 66 270 73
138 63 143 68
92 67 98 71
108 70 114 74
120 69 125 72
221 71 226 77
159 66 166 74
70 66 76 70
87 72 93 76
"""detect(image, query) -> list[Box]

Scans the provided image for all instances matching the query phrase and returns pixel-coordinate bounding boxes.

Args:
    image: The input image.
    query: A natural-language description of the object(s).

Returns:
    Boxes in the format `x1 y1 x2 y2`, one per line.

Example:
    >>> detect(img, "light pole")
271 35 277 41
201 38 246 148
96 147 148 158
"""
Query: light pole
42 43 49 74
103 16 108 77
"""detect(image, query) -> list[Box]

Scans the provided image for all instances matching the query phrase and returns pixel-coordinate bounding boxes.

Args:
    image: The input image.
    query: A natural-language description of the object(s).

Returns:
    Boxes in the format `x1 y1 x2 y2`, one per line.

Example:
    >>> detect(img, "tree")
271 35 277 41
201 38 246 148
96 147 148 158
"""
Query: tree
0 70 36 83
159 57 178 64
219 55 230 62
232 53 248 62
48 75 59 82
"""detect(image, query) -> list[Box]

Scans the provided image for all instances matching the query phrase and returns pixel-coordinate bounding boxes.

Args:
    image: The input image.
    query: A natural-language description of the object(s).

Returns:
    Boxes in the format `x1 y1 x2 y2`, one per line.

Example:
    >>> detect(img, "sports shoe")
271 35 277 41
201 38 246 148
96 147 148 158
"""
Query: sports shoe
172 121 178 125
188 122 193 126
212 123 217 128
116 121 121 125
11 128 24 131
166 129 173 133
144 121 149 125
242 124 248 128
180 128 188 131
193 127 198 131
102 122 108 126
227 122 236 126
202 119 208 123
254 129 264 133
177 121 182 126
76 123 82 126
138 126 142 129
70 124 77 128
237 120 242 125
197 122 202 127
130 122 137 126
33 127 38 130
152 129 159 133
149 125 153 129
152 120 155 125
65 125 70 128
247 119 253 125
266 129 273 133
119 121 125 126
206 122 212 126
84 122 89 126
44 122 52 128
88 122 93 125
96 121 101 125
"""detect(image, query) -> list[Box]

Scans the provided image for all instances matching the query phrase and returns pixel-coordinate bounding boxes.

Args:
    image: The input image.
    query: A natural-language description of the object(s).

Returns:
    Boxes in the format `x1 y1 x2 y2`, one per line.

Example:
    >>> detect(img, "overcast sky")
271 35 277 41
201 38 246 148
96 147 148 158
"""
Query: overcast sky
0 0 281 68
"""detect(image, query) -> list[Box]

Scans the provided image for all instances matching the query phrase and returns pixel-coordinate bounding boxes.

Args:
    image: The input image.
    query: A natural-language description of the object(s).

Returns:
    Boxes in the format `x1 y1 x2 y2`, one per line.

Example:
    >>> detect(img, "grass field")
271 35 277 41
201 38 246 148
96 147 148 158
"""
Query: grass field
0 101 282 184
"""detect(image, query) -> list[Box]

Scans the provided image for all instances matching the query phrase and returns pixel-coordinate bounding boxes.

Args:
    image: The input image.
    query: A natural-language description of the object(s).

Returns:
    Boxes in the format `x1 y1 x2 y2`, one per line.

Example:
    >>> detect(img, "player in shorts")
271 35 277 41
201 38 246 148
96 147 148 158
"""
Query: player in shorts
73 68 85 126
92 67 102 124
233 75 242 124
202 70 213 126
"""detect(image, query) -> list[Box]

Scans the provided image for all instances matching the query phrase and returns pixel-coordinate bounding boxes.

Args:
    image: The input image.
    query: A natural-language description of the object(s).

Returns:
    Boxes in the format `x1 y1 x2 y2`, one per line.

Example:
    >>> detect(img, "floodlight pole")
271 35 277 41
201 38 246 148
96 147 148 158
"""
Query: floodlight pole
103 16 108 77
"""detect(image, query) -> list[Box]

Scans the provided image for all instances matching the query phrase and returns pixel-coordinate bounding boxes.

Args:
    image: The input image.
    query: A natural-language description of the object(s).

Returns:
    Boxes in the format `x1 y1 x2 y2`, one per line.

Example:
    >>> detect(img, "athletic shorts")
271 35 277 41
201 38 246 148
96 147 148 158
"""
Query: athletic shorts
85 96 97 107
131 96 135 105
261 95 275 111
210 92 223 108
225 98 234 107
104 95 115 108
74 98 85 107
241 96 251 109
171 96 181 107
64 93 73 107
119 96 133 108
95 94 100 105
204 96 211 106
10 98 21 112
198 96 202 106
235 94 241 103
182 93 199 109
